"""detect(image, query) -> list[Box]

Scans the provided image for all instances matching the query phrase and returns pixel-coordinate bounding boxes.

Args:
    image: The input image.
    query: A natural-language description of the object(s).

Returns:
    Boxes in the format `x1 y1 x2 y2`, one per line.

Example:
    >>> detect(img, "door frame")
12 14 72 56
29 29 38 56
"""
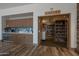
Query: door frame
38 13 71 49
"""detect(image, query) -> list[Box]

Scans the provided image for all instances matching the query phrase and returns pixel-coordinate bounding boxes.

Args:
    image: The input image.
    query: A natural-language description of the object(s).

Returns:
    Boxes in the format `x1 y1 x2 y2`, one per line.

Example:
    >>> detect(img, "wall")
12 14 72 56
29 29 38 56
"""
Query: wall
0 3 77 48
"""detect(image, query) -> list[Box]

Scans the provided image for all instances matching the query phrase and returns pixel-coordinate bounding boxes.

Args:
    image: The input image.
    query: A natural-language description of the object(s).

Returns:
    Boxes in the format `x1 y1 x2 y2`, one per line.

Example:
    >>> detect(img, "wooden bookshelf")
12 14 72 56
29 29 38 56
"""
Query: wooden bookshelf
55 20 67 43
46 24 55 39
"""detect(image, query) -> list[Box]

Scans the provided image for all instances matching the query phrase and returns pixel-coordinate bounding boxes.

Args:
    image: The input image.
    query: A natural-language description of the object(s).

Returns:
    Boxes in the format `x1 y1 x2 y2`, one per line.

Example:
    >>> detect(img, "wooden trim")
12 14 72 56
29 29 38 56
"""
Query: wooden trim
38 18 42 46
38 13 70 18
67 14 71 49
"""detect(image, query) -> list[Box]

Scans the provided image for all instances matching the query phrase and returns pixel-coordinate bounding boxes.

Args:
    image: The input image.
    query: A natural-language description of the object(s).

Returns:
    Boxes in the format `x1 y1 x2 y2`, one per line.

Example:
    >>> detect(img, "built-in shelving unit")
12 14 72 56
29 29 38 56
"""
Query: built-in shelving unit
46 24 55 39
55 20 67 43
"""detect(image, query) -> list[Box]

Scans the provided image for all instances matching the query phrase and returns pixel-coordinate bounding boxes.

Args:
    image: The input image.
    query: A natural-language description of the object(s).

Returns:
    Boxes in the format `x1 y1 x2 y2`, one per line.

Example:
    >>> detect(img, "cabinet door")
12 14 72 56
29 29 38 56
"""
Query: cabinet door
24 35 33 44
15 34 24 44
15 34 33 45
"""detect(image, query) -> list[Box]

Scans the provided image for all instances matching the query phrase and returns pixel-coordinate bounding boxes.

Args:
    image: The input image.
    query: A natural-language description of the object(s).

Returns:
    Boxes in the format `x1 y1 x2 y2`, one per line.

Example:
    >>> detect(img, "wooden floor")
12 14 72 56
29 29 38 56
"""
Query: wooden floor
41 39 67 48
0 44 78 56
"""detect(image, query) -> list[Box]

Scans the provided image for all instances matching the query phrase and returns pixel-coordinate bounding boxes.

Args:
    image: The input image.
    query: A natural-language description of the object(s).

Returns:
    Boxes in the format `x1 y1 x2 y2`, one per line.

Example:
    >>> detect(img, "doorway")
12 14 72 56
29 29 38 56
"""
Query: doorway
38 14 70 48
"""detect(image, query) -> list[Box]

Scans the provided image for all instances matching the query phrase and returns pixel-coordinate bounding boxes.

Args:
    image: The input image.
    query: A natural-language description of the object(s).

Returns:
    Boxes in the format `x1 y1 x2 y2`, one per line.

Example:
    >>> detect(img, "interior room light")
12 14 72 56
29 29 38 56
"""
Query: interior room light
42 19 47 24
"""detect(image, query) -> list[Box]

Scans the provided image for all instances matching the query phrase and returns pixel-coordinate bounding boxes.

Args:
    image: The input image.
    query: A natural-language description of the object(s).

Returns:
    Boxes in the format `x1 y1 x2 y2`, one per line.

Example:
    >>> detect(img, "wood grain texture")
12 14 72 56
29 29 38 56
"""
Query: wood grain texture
6 18 33 27
0 44 78 56
77 3 79 53
7 34 33 45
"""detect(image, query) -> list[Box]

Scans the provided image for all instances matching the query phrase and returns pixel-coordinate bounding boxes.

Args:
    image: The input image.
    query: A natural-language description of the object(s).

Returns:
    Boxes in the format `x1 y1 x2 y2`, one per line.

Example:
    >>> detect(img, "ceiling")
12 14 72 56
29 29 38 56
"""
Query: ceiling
0 3 31 10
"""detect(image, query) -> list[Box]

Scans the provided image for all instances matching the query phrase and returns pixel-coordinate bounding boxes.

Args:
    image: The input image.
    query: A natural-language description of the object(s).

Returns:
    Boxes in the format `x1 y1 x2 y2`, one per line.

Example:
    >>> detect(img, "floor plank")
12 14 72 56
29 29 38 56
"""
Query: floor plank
0 44 78 56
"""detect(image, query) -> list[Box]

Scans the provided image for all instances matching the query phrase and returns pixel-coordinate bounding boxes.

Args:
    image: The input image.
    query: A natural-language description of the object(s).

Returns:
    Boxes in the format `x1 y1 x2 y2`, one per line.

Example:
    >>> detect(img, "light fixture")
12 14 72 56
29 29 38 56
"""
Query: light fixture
42 19 47 24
